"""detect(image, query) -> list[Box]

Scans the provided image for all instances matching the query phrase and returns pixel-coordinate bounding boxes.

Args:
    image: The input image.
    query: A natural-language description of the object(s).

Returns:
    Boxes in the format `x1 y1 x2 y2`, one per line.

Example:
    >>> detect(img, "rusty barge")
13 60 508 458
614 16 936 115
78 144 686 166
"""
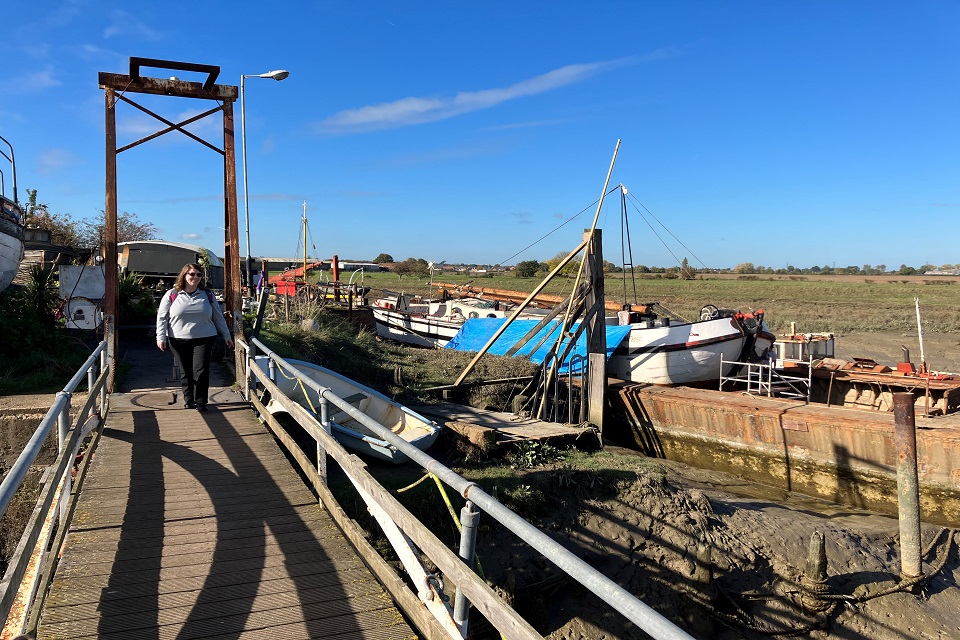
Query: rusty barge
607 378 960 526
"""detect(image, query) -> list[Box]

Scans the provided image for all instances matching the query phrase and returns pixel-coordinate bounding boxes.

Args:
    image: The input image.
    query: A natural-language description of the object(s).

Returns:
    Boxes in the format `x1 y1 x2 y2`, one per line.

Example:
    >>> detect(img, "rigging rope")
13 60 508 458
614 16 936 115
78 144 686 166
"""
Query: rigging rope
623 189 711 271
495 186 621 267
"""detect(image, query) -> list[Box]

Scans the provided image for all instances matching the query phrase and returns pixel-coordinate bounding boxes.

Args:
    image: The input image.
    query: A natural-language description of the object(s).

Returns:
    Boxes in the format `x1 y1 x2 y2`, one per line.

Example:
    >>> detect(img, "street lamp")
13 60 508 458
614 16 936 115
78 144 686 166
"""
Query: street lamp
240 68 289 298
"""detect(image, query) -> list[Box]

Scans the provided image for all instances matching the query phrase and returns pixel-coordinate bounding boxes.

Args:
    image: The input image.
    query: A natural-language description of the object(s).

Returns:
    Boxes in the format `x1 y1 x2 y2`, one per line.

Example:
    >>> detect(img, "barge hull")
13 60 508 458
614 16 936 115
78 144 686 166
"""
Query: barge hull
608 382 960 526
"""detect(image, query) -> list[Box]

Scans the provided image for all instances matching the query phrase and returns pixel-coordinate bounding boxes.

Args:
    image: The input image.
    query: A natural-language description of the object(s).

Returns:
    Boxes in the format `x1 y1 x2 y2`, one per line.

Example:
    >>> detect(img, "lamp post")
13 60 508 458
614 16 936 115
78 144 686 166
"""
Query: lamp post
240 68 289 298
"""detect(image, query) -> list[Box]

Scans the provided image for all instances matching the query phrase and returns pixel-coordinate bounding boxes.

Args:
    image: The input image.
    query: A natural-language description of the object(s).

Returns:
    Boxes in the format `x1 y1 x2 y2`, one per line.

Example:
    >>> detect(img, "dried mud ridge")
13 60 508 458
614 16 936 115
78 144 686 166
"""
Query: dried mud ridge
468 461 960 640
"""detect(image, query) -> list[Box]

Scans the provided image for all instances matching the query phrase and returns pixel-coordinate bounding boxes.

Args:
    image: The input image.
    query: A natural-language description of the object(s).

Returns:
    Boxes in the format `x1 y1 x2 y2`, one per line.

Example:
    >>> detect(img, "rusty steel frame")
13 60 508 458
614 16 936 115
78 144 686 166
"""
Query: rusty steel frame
99 58 242 390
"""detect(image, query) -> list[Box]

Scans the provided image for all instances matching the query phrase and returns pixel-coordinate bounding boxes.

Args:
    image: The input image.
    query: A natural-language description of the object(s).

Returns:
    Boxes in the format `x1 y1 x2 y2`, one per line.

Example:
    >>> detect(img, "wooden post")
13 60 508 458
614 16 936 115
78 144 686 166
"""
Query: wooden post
222 98 245 380
99 59 240 389
104 87 119 393
585 229 606 434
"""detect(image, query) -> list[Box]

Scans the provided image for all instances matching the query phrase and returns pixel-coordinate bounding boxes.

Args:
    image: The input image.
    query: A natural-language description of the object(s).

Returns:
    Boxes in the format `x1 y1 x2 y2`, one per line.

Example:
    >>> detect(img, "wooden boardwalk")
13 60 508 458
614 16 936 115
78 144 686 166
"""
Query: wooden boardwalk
36 339 417 640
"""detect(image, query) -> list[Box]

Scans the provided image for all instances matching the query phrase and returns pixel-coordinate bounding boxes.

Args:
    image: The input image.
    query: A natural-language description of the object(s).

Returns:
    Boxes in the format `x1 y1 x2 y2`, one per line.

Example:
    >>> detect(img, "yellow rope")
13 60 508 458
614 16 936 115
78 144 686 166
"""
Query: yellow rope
394 472 488 582
297 378 319 415
395 472 433 493
269 360 320 415
432 474 462 532
396 473 460 530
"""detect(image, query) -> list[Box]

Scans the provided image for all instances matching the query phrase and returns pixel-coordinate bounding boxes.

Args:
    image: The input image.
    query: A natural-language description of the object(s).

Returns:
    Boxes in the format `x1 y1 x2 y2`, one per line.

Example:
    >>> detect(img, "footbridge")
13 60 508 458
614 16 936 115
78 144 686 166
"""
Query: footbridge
0 336 695 640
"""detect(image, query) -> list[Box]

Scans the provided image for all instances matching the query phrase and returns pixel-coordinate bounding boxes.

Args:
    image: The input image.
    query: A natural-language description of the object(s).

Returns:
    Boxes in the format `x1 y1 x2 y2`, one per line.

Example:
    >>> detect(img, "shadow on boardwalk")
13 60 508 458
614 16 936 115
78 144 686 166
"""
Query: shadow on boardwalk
38 334 415 639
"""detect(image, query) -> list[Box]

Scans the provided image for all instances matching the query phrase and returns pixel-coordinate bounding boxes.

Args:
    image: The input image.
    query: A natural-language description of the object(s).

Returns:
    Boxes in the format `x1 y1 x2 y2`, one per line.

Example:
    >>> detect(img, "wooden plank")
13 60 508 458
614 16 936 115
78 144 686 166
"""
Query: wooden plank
415 401 598 446
35 366 417 640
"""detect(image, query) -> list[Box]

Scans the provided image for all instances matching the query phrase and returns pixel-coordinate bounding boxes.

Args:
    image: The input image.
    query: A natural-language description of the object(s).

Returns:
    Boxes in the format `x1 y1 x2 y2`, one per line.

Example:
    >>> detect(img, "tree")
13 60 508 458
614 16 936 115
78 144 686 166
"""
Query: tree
544 250 580 277
373 253 394 264
78 210 158 248
734 262 755 274
394 257 428 276
514 259 543 278
679 257 696 280
22 189 81 246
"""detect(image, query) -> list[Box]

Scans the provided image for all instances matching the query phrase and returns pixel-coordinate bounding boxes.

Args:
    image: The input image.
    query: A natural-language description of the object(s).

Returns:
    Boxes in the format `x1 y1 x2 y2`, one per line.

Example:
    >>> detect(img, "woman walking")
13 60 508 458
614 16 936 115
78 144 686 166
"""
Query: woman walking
156 263 234 412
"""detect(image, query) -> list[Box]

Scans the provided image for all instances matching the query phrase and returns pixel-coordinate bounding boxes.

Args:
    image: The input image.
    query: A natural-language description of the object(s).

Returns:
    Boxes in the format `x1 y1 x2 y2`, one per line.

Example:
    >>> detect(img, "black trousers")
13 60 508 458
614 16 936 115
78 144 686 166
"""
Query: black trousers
168 335 216 407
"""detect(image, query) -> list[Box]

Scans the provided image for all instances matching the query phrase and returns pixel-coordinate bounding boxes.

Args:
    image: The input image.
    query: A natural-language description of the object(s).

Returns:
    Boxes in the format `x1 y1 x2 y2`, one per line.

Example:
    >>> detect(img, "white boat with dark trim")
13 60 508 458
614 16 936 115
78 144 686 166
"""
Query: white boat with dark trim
372 291 539 348
262 357 441 463
0 135 25 294
606 304 773 385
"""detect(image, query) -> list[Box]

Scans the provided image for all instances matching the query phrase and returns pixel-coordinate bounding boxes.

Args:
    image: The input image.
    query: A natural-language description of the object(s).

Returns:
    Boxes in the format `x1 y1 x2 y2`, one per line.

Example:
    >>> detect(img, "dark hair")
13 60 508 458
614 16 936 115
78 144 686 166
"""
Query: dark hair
174 263 205 290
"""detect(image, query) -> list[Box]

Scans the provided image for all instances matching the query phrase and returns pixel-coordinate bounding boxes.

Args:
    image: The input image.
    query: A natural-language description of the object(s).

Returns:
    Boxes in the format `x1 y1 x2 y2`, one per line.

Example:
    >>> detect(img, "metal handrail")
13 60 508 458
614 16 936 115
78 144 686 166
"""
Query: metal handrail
246 337 695 640
0 341 110 633
720 356 812 400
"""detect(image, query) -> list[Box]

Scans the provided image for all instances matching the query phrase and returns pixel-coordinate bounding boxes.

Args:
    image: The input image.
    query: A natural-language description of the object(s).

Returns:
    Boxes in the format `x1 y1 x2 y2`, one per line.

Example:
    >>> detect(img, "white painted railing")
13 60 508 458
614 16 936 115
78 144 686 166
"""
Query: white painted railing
243 337 696 640
0 341 110 634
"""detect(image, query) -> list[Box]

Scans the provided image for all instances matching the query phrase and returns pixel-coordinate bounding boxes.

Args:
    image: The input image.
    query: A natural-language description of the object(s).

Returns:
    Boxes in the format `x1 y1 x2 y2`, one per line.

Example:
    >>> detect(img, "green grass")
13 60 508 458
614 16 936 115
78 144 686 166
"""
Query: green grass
352 271 960 335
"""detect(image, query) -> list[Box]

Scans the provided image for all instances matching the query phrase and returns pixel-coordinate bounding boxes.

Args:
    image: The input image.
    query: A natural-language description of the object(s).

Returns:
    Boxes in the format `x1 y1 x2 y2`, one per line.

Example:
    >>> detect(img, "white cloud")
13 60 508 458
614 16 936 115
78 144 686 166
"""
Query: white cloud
0 66 61 94
45 0 85 29
103 10 163 41
313 58 633 134
36 148 79 176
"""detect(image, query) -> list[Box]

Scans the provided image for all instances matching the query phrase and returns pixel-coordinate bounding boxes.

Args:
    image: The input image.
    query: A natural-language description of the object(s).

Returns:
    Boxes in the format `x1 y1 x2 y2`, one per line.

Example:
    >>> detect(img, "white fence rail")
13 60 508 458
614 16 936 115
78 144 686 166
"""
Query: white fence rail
0 341 110 634
244 337 695 640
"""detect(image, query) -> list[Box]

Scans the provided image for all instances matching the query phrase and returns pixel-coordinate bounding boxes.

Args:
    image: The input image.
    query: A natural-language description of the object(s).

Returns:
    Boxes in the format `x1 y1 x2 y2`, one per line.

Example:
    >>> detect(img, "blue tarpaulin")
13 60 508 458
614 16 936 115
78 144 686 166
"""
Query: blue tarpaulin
445 318 633 373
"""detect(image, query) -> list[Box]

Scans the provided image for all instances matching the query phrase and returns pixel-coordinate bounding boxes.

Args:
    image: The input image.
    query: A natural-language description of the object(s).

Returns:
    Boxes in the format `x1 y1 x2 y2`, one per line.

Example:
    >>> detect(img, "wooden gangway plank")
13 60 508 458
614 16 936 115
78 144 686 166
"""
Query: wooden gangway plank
414 402 599 448
36 342 416 640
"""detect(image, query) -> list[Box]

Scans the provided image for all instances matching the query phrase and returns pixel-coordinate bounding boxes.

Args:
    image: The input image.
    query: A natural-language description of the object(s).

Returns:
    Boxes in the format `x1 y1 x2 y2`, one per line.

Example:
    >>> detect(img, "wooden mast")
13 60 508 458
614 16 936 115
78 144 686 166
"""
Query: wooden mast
452 139 621 434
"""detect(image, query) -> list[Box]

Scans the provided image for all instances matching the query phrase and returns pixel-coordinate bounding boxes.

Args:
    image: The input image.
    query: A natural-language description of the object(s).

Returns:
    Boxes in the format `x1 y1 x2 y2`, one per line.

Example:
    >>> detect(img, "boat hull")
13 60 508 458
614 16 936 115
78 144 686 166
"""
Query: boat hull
261 357 441 463
372 307 463 347
0 206 25 293
372 294 519 348
607 317 747 385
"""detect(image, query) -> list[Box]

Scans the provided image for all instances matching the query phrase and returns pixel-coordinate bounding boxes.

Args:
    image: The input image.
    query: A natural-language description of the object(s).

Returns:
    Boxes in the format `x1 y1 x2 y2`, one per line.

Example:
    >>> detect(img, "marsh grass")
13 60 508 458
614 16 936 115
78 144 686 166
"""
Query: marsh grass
359 272 960 335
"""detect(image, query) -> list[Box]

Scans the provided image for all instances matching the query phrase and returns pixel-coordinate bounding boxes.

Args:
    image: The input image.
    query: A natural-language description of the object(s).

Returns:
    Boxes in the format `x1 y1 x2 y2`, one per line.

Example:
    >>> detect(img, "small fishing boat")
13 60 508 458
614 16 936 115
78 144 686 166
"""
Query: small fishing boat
372 291 546 348
0 135 25 294
261 357 441 463
606 304 773 385
445 304 773 386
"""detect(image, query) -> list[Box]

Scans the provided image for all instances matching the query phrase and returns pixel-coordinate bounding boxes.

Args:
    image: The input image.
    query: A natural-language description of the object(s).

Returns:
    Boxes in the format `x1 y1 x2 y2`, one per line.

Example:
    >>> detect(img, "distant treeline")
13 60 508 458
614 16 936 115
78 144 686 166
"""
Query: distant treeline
619 262 958 277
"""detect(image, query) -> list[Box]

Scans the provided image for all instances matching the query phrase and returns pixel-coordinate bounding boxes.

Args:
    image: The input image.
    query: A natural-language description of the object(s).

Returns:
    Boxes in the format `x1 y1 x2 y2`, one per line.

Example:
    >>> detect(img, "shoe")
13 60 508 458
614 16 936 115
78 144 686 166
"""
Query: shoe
196 405 208 413
185 402 196 409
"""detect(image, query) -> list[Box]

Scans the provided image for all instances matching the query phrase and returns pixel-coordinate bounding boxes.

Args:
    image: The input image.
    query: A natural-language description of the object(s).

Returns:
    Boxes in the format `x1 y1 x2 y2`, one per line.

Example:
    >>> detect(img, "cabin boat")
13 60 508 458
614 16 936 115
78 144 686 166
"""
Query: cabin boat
262 357 441 463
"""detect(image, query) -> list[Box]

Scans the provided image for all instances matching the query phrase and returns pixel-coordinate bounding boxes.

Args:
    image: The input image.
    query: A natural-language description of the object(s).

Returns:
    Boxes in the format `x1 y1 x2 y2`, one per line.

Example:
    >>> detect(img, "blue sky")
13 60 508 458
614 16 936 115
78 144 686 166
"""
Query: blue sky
2 1 958 270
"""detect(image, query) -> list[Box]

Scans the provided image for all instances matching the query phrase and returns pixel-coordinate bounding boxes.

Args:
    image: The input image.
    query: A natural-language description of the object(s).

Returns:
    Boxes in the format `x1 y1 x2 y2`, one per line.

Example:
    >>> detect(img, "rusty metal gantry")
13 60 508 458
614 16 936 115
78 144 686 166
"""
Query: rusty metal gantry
99 57 243 390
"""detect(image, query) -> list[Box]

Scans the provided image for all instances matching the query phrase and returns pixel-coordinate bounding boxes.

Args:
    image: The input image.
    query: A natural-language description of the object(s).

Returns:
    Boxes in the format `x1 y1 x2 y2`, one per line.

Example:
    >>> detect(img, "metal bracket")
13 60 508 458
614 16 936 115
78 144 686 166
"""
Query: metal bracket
129 57 220 90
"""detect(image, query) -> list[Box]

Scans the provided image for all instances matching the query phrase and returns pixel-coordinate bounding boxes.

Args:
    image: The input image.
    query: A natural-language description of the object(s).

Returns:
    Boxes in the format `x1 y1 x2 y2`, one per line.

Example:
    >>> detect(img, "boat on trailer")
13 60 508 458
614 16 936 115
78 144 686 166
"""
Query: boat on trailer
0 135 25 294
262 357 441 463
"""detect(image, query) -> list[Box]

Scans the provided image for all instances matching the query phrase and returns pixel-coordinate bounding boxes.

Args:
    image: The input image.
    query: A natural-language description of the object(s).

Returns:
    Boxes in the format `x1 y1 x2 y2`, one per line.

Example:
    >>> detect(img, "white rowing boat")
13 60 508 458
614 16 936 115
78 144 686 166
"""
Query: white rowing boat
261 357 441 463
